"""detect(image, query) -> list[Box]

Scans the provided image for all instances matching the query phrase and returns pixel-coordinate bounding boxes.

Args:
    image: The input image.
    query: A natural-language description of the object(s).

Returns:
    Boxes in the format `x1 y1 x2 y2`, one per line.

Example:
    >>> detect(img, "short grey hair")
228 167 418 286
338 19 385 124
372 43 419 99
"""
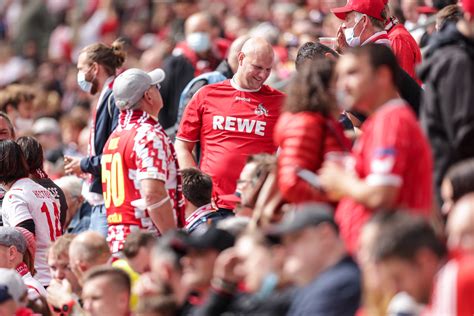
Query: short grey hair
0 227 26 254
54 175 83 198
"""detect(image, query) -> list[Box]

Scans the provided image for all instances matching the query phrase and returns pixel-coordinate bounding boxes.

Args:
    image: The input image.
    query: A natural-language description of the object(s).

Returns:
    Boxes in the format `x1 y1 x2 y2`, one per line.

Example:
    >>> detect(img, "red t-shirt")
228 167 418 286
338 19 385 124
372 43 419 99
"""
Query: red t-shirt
387 23 422 83
425 253 474 316
177 79 285 209
102 109 185 253
335 99 433 253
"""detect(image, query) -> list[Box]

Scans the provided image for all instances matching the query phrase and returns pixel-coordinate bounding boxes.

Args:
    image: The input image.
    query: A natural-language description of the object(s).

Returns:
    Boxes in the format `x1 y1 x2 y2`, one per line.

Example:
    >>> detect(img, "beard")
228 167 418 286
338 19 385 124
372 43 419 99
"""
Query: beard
90 77 100 95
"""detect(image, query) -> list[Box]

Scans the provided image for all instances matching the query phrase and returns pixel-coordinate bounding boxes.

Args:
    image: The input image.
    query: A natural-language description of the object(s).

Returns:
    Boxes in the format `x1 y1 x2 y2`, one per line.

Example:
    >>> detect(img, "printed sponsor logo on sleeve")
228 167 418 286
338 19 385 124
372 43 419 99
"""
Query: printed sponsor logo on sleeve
371 147 396 174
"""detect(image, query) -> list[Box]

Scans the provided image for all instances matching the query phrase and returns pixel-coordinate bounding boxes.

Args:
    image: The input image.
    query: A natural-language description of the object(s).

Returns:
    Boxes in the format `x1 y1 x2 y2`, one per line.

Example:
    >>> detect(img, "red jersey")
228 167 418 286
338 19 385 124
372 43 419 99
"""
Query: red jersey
387 22 422 83
335 99 433 253
177 79 285 209
102 109 185 253
425 254 474 316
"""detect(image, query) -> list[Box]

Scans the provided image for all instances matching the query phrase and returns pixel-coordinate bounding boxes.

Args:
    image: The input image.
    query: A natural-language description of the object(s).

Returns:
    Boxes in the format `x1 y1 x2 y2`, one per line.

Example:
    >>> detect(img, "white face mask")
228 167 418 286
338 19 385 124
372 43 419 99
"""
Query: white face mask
344 14 365 47
186 32 211 53
77 71 93 93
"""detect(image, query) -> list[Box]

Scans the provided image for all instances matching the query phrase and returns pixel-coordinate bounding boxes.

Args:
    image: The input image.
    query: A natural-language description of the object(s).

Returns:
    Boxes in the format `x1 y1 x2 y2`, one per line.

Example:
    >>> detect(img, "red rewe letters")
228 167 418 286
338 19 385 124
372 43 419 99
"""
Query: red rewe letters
212 115 267 136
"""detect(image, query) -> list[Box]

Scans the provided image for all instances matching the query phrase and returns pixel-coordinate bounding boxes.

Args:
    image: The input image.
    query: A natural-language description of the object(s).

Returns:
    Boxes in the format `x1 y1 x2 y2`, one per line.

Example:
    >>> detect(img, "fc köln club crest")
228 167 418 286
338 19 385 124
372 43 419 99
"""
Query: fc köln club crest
255 103 268 116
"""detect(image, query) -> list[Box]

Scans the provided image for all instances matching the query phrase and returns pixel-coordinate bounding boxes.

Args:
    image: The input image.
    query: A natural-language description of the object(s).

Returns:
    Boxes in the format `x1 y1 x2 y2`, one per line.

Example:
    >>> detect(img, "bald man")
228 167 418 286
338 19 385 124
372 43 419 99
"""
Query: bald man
176 37 285 211
447 193 474 254
169 35 250 137
68 231 111 285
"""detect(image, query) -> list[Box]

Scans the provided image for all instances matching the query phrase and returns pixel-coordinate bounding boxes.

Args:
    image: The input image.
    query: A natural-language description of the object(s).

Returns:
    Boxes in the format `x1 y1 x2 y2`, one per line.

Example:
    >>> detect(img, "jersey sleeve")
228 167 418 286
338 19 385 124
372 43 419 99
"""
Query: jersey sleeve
365 112 406 187
176 87 205 142
391 36 417 79
135 130 168 182
4 190 33 227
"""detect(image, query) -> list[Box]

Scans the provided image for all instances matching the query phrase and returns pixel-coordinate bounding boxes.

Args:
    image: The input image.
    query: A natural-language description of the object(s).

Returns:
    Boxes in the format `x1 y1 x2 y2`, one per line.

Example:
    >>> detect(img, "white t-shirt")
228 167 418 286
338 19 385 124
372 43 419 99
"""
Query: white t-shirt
2 178 62 286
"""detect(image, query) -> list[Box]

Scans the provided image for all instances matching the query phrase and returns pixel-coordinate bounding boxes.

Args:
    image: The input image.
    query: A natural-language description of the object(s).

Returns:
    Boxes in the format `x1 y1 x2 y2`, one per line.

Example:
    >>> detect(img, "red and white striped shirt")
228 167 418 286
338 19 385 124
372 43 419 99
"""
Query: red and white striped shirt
424 253 474 316
102 109 185 253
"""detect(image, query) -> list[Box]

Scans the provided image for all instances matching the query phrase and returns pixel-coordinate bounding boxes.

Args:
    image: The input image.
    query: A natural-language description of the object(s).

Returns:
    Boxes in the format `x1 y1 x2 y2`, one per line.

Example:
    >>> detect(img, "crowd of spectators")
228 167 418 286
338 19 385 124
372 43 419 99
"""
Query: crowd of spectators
0 0 473 315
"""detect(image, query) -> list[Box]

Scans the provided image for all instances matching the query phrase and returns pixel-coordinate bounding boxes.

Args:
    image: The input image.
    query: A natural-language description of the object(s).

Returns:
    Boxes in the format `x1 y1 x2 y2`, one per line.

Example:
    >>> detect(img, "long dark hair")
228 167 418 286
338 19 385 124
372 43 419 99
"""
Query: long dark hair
284 57 337 116
445 158 474 202
17 136 44 174
0 140 29 185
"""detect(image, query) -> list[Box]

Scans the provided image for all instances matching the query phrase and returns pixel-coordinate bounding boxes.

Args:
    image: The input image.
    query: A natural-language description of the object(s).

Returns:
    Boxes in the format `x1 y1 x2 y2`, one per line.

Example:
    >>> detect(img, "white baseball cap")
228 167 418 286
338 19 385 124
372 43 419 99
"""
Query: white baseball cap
32 117 60 135
113 68 166 110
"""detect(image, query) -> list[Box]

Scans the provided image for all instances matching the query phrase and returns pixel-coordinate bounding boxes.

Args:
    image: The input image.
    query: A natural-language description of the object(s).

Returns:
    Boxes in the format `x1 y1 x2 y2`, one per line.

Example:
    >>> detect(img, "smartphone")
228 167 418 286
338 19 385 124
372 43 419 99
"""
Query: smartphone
297 169 322 189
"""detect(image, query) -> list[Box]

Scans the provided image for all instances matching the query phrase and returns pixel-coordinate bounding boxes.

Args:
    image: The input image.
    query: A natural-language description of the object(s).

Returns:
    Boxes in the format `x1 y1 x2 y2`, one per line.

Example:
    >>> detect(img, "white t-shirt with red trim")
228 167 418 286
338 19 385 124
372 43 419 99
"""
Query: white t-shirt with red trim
177 78 285 209
2 178 62 286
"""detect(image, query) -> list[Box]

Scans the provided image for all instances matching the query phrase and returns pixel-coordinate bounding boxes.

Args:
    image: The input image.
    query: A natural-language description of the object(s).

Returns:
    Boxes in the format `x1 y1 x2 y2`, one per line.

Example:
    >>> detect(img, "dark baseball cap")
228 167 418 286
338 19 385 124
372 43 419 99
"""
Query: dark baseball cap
157 230 189 258
183 225 235 252
0 285 12 304
266 203 338 237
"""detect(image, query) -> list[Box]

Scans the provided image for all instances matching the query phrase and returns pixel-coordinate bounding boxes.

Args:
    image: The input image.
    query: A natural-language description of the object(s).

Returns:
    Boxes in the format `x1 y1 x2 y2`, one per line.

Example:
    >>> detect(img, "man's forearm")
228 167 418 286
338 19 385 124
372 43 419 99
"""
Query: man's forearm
345 176 397 210
141 179 177 233
177 150 197 169
175 140 197 169
148 200 177 234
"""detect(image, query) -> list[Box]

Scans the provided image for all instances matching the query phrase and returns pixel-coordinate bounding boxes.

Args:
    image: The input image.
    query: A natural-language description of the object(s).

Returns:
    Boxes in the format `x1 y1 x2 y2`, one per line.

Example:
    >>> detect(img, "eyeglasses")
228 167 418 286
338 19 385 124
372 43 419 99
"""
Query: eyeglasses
149 84 161 91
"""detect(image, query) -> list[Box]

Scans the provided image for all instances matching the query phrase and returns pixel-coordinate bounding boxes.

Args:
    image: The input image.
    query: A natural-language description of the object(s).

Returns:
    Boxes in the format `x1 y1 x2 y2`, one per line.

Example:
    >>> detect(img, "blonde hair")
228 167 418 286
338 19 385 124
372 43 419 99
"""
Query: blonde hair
48 234 77 259
0 84 35 112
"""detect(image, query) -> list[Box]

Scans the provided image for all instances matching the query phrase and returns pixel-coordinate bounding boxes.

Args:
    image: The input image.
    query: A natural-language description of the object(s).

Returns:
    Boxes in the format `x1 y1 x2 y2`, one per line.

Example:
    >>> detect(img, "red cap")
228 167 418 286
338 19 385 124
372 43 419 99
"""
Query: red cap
331 0 386 21
219 193 241 204
14 227 36 263
462 0 474 15
417 6 438 14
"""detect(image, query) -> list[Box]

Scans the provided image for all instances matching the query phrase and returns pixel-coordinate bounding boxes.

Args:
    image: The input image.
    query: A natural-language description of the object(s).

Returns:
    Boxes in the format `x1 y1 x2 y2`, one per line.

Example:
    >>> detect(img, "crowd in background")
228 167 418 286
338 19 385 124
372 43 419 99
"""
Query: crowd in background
0 0 473 315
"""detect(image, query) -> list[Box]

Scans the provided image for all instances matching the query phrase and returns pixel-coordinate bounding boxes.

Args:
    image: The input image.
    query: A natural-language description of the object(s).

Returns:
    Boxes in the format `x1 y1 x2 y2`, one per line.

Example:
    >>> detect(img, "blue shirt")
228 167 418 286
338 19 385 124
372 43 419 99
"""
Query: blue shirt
288 256 361 316
66 202 92 234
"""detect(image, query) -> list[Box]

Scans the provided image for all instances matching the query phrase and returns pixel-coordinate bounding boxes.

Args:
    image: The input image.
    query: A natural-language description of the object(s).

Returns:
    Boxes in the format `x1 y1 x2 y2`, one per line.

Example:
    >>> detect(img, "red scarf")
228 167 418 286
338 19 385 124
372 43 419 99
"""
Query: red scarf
16 262 29 277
